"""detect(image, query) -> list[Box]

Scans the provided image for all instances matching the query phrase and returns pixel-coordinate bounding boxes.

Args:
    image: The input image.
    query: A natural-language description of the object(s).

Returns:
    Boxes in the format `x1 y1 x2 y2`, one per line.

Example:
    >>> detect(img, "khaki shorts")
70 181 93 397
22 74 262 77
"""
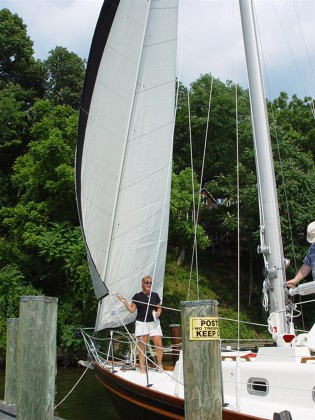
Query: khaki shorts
135 320 162 337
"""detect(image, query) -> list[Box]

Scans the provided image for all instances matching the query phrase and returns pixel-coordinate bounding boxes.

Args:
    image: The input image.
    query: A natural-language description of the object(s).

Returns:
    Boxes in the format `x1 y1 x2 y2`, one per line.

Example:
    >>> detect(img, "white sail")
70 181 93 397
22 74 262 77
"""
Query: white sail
77 3 315 420
76 0 178 331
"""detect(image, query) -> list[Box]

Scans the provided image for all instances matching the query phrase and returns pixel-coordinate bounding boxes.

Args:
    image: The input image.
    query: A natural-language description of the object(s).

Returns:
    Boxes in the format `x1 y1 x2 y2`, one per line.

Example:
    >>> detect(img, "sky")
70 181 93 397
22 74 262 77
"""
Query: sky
2 0 315 99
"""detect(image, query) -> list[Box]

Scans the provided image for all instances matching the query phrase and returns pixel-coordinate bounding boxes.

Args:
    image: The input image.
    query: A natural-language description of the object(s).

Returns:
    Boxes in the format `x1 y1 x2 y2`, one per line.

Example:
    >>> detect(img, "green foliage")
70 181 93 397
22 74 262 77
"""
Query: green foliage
174 74 251 182
162 252 265 341
10 100 78 221
0 9 46 96
0 84 28 171
0 8 314 359
169 167 210 255
44 46 86 109
0 265 41 353
219 308 260 340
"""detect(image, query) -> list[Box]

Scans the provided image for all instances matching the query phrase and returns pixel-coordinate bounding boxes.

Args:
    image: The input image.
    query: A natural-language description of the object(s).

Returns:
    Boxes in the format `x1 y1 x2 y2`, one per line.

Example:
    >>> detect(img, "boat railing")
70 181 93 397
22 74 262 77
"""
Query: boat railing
80 328 183 371
80 320 314 368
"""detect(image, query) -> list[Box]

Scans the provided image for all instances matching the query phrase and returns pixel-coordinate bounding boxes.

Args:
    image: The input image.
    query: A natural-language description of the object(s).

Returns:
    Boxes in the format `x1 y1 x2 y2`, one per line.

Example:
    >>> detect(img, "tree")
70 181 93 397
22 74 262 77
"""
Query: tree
170 168 210 264
0 264 41 354
0 99 95 352
44 46 86 109
0 8 46 97
0 84 30 176
174 74 251 182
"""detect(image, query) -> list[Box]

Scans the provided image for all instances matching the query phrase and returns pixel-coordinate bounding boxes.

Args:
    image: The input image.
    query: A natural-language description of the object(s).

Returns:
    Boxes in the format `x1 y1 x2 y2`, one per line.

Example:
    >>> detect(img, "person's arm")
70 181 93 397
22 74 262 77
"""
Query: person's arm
117 295 137 313
286 264 312 288
155 302 162 318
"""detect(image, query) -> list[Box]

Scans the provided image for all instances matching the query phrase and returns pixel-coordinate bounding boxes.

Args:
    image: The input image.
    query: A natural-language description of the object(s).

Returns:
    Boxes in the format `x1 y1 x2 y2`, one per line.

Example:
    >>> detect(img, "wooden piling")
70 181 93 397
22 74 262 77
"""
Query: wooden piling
4 318 19 405
16 296 58 420
169 324 182 364
181 299 222 420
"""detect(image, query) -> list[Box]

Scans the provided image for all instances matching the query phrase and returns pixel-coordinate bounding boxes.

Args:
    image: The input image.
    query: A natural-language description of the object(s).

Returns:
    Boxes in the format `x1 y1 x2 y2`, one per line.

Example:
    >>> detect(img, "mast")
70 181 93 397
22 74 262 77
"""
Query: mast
239 0 290 343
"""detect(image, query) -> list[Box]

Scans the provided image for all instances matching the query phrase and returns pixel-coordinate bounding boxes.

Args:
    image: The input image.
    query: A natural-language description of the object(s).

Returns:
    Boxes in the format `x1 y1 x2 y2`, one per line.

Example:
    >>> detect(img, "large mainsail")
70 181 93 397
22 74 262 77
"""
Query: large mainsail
76 0 178 331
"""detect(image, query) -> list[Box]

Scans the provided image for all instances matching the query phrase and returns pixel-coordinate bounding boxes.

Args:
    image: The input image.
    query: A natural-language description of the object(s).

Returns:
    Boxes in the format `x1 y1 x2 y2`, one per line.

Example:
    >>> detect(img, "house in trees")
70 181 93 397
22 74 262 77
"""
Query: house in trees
200 188 231 209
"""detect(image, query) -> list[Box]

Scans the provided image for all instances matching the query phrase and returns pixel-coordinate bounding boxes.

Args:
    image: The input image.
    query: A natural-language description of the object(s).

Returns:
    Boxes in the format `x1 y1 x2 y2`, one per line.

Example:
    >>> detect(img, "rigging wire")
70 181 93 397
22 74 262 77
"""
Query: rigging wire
255 1 313 329
186 0 224 301
187 87 199 300
233 1 241 412
177 0 194 301
291 0 315 115
272 0 315 116
187 74 215 302
234 20 241 355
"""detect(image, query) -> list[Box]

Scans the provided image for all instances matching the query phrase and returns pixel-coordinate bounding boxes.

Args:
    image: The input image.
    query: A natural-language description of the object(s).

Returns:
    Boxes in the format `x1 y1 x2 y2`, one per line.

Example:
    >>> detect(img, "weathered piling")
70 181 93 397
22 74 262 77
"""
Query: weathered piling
4 318 19 404
181 299 222 420
169 324 182 364
16 296 58 420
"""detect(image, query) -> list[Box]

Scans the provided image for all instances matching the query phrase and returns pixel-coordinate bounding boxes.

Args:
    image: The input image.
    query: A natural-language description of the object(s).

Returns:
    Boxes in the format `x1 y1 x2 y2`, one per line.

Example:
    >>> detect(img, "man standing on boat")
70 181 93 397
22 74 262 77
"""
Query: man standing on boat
118 276 163 373
286 221 315 287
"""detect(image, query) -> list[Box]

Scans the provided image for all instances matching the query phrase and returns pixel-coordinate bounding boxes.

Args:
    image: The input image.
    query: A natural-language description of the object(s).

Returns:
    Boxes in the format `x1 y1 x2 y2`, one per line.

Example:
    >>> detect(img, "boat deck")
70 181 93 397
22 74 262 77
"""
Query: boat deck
112 365 184 398
94 350 315 420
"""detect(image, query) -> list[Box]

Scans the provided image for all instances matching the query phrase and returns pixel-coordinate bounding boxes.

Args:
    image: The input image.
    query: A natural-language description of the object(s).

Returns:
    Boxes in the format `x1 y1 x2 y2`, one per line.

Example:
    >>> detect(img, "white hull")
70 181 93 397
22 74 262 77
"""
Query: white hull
87 345 315 420
222 347 315 419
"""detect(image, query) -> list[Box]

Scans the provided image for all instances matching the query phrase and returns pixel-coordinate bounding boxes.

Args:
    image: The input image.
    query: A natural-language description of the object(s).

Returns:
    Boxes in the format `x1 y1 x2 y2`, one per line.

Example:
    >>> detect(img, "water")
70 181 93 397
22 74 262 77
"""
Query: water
0 367 121 420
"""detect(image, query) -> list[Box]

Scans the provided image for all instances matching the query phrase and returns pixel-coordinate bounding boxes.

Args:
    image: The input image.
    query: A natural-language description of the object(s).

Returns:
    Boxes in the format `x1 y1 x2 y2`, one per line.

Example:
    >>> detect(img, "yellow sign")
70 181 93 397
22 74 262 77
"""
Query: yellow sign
190 317 220 340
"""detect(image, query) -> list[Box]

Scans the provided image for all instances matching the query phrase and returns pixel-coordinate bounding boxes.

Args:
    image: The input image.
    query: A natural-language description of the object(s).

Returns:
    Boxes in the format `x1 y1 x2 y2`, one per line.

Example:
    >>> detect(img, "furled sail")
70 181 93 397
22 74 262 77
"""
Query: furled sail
76 0 178 331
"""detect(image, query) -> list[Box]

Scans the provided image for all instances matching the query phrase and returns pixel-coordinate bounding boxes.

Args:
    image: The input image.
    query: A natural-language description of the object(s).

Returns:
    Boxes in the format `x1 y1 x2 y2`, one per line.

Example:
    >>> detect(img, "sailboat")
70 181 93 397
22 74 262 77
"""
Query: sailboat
76 0 315 419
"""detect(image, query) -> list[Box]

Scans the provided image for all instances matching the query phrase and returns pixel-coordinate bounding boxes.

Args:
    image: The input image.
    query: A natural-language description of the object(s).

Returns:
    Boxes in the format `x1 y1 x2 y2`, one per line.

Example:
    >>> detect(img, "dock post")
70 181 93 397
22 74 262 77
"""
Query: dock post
4 318 19 404
16 296 58 420
169 324 182 364
181 300 222 420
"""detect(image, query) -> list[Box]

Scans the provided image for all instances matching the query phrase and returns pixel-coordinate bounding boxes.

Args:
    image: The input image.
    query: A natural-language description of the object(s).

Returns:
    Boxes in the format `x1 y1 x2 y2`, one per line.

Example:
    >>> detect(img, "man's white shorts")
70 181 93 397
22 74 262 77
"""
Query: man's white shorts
135 320 162 337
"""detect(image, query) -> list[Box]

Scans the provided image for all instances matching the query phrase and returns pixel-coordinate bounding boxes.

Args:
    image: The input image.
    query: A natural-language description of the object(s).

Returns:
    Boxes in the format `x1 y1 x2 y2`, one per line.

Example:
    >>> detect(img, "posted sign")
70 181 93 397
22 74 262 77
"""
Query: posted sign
190 317 220 340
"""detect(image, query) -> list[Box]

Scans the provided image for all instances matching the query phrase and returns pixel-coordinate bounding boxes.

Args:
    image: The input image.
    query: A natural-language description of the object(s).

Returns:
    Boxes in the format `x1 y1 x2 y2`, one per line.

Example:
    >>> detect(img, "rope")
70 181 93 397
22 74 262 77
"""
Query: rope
54 362 92 409
109 292 181 312
107 293 275 330
108 292 287 330
294 298 315 306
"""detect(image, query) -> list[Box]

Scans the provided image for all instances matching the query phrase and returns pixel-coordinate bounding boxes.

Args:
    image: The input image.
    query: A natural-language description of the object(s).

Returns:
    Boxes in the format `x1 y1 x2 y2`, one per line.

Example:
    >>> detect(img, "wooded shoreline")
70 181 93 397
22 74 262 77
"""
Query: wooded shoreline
0 7 314 360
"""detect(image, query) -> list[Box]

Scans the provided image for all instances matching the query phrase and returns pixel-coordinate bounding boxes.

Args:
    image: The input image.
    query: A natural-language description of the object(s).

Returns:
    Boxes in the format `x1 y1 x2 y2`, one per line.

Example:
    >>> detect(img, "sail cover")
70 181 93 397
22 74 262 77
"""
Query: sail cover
76 0 178 331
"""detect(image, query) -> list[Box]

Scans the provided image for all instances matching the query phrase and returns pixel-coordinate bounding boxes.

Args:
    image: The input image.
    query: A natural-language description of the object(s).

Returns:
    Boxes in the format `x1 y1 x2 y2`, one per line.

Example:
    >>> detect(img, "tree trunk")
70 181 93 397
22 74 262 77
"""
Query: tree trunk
177 247 186 265
249 250 253 307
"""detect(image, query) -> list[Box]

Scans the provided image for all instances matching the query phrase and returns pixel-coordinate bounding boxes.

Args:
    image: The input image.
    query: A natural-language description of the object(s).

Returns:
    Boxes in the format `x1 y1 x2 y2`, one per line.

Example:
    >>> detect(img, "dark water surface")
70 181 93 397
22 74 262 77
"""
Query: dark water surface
0 367 121 420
